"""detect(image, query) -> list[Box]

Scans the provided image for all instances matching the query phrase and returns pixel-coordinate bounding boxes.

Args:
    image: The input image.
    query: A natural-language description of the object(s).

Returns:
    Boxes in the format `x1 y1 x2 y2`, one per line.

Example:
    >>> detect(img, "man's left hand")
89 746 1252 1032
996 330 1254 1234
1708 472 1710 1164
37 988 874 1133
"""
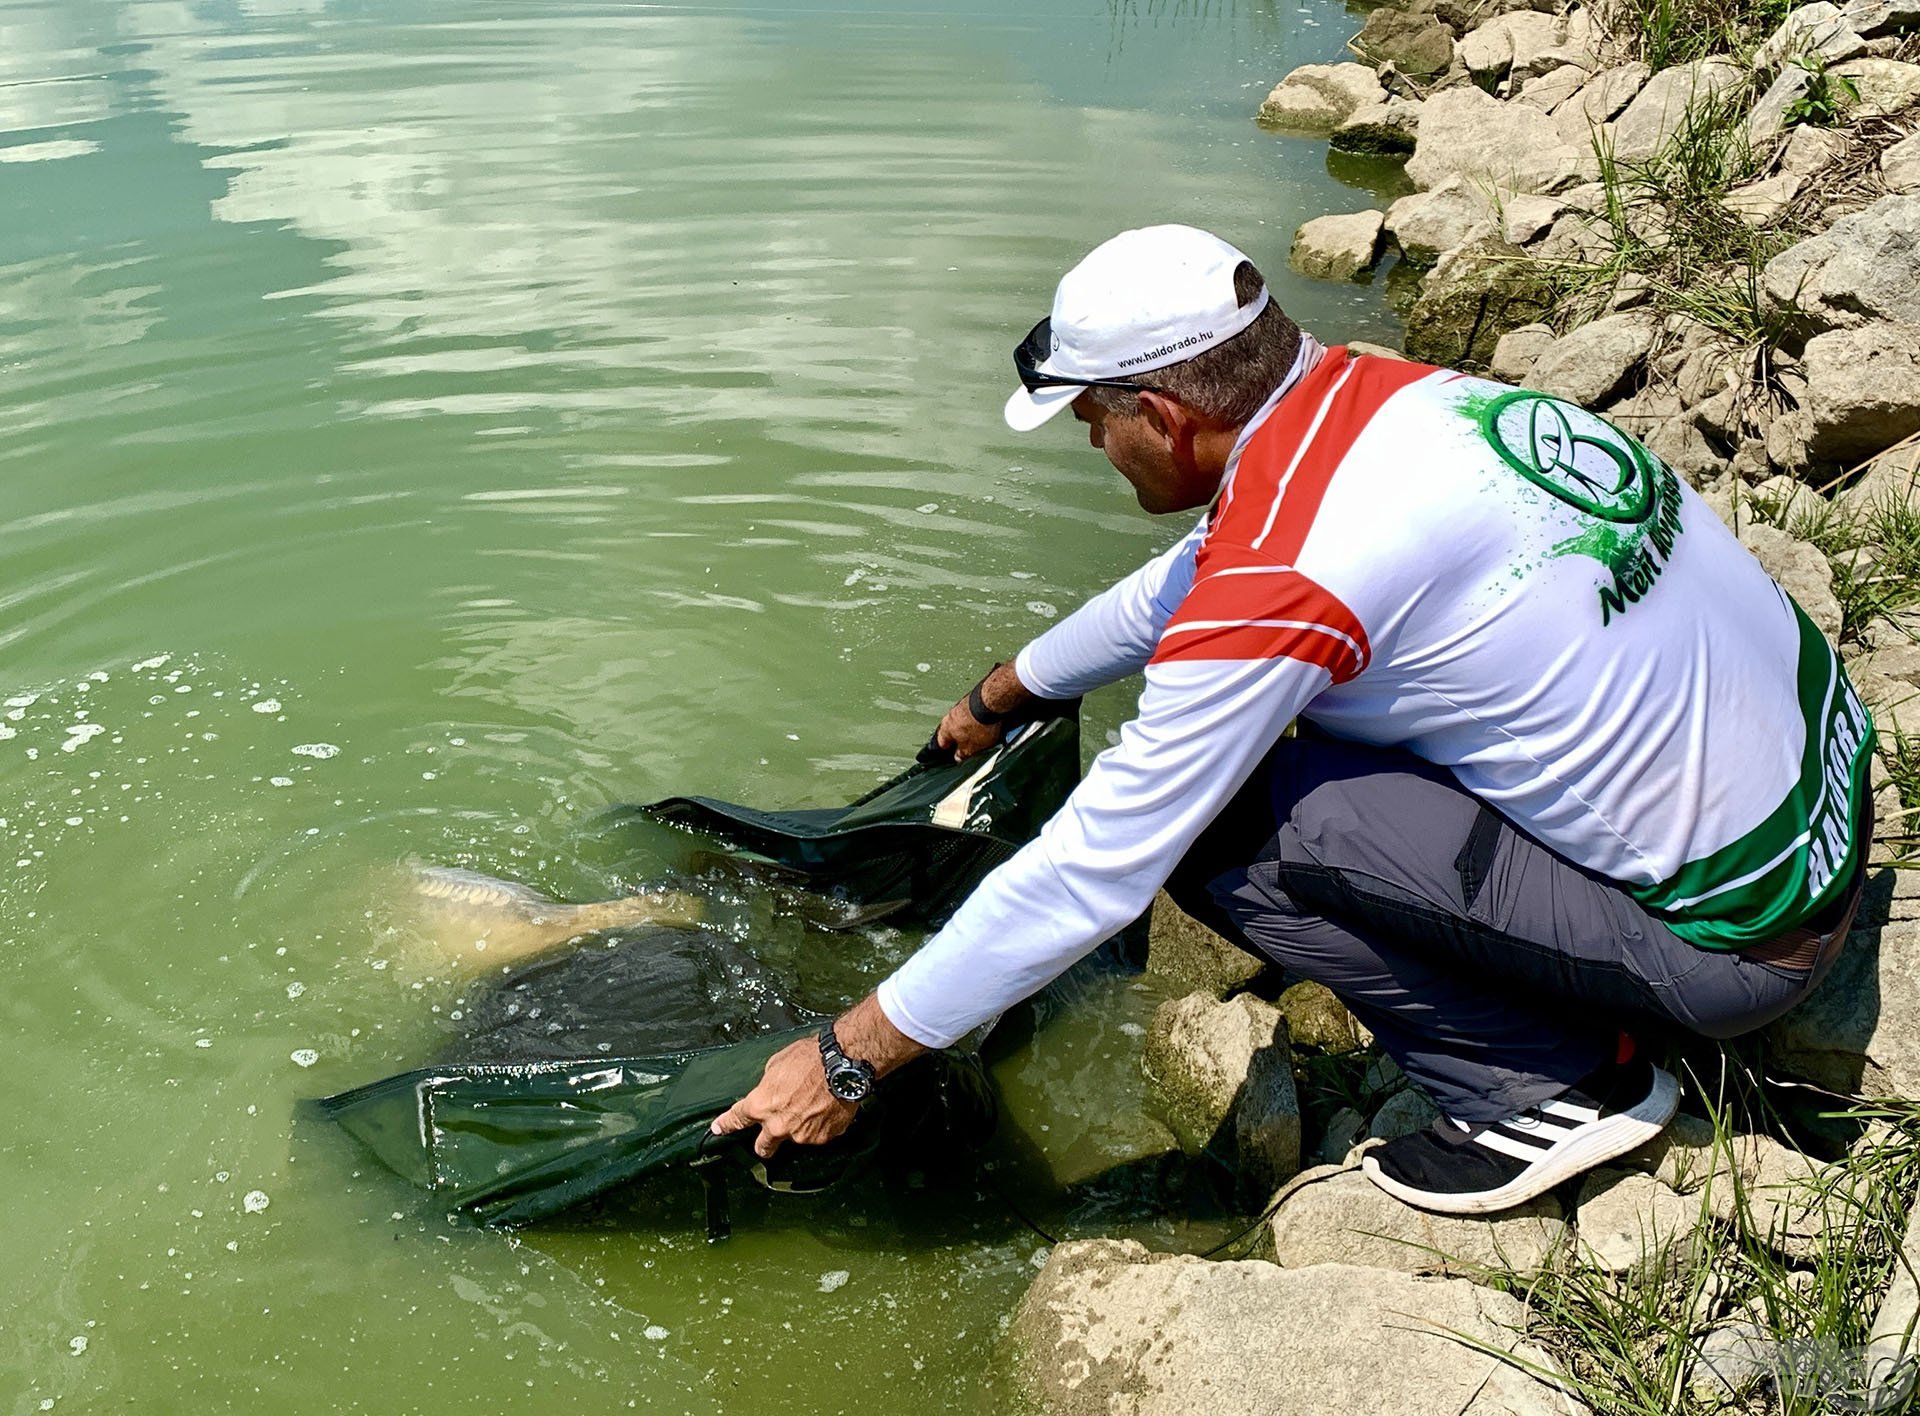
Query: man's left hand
710 1034 857 1158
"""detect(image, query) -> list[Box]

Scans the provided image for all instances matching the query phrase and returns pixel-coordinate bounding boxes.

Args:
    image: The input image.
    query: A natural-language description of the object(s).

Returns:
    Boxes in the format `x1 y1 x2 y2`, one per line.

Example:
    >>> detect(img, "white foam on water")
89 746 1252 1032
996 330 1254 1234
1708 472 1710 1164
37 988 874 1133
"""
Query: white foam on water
290 1048 318 1067
252 699 282 715
242 1190 270 1214
269 777 294 788
642 1325 670 1341
817 1269 850 1293
131 654 171 672
67 1336 86 1356
291 743 338 759
286 982 306 1000
59 723 105 753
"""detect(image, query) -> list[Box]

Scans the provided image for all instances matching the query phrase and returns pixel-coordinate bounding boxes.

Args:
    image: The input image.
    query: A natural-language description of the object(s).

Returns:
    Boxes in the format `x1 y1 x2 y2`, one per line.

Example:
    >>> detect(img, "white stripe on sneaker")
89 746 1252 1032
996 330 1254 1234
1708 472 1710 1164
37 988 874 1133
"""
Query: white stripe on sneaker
1540 1099 1602 1123
1474 1129 1555 1163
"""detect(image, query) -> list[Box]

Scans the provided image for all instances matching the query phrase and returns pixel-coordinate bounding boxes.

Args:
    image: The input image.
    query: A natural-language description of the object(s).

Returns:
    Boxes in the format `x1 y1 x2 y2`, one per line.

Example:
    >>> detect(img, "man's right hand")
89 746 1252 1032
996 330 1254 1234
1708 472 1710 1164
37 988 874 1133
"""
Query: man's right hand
935 661 1037 762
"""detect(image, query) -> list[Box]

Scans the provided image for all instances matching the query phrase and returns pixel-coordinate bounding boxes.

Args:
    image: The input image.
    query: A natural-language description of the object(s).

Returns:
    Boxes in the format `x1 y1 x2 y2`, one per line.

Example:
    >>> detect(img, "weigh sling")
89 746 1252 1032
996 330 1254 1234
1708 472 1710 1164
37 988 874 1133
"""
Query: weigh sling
311 715 1079 1231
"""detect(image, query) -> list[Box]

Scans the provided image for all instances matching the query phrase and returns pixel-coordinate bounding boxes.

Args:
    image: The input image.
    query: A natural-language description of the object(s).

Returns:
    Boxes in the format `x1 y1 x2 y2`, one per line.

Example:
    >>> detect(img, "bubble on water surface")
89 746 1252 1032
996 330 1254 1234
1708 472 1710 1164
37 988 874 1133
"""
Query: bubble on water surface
67 1336 86 1356
131 654 171 672
252 699 282 715
290 1048 319 1067
269 777 294 788
243 1190 270 1214
291 743 338 759
287 982 306 1000
642 1325 670 1341
1025 601 1058 620
60 723 105 753
817 1269 850 1293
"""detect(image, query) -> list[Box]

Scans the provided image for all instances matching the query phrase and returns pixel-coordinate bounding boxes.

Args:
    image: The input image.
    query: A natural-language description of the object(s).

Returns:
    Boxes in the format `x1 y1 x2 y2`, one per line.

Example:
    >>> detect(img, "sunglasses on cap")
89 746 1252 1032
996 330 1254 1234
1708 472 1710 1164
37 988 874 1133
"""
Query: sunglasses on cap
1014 318 1163 396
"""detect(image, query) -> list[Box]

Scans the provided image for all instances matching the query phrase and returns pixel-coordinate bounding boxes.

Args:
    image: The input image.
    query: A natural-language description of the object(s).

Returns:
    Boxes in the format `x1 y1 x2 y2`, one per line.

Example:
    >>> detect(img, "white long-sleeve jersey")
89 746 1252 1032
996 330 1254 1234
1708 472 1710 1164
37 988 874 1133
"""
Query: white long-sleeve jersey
876 348 1873 1048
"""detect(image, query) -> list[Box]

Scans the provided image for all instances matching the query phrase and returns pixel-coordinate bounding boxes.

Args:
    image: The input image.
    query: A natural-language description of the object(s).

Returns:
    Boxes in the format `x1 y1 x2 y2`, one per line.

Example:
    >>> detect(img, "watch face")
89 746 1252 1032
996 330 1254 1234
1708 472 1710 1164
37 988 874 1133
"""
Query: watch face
826 1063 871 1103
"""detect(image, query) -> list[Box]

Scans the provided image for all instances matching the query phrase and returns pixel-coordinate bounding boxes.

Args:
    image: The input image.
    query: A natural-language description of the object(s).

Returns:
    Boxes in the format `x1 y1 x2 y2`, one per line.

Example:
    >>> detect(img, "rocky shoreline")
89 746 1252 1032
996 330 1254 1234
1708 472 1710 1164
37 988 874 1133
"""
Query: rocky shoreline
1001 3 1920 1409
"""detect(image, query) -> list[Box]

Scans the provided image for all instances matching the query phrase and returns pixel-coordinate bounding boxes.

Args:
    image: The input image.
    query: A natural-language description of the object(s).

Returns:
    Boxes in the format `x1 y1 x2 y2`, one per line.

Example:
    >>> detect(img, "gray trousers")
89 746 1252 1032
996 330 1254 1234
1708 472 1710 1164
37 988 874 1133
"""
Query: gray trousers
1165 735 1834 1124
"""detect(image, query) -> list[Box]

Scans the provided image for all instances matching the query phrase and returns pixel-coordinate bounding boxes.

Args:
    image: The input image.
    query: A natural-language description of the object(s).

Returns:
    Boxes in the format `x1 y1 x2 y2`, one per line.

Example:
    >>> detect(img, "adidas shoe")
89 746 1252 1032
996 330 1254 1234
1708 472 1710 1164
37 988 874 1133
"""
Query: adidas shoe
1361 1048 1680 1215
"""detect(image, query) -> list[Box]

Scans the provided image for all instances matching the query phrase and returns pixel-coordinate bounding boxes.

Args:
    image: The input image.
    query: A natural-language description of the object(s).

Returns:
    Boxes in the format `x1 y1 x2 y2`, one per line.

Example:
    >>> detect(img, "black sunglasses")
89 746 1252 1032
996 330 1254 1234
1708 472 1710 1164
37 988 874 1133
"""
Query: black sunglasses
1014 318 1161 396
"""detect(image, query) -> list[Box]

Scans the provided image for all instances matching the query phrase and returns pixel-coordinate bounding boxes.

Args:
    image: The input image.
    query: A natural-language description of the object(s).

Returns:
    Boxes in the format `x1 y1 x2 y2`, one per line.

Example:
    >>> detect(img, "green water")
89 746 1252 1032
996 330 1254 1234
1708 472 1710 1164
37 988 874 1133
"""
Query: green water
0 1 1399 1409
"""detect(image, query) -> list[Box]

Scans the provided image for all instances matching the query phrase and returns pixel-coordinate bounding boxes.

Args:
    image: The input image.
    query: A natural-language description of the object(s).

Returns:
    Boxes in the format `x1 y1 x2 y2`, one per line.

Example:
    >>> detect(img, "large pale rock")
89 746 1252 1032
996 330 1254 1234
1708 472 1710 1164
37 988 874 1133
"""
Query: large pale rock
1738 522 1845 640
1331 97 1424 155
1837 437 1920 517
1457 10 1565 87
1552 61 1651 144
1610 58 1744 161
1292 209 1387 281
1763 195 1920 332
1762 913 1920 1099
1386 176 1497 264
1884 131 1920 193
1780 122 1851 176
1688 1322 1786 1401
1270 1168 1567 1277
1404 235 1556 367
1863 1205 1920 1407
1755 2 1869 67
1845 0 1920 36
1356 8 1457 80
1573 1168 1713 1276
1008 1240 1589 1416
1833 57 1920 117
1504 192 1565 244
1258 62 1388 132
1491 322 1556 382
1370 1086 1442 1140
1800 323 1920 465
1725 171 1802 226
1518 63 1589 112
1142 991 1301 1193
1523 312 1657 405
1145 891 1263 996
1748 64 1816 141
1407 85 1595 193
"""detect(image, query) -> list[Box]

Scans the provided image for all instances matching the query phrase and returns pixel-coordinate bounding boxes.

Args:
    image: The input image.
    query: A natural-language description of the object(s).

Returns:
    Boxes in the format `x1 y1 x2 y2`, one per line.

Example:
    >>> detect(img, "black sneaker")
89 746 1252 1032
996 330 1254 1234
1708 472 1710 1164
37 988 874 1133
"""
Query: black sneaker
1361 1047 1680 1215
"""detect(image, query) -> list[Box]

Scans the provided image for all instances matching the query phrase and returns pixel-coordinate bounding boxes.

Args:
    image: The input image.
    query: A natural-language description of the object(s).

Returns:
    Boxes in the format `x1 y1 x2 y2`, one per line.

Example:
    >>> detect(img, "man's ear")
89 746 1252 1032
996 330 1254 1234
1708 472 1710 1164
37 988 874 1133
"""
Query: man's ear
1136 390 1191 444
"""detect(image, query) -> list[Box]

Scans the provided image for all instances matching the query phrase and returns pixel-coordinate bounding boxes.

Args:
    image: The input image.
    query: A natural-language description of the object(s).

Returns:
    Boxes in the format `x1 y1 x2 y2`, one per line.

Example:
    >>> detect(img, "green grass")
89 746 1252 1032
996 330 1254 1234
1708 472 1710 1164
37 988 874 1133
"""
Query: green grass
1597 0 1798 70
1445 1071 1920 1416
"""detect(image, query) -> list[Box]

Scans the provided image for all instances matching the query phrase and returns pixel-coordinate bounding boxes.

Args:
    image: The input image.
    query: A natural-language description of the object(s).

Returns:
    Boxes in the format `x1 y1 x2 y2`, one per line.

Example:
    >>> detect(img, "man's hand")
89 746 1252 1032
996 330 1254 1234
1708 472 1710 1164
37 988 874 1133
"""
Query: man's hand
711 993 927 1157
936 661 1038 762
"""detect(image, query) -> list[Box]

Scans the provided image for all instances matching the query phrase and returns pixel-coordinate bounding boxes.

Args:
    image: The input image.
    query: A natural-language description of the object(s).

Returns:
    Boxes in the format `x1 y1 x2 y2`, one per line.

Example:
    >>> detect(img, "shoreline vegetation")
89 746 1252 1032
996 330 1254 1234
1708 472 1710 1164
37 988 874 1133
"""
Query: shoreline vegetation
1004 2 1920 1410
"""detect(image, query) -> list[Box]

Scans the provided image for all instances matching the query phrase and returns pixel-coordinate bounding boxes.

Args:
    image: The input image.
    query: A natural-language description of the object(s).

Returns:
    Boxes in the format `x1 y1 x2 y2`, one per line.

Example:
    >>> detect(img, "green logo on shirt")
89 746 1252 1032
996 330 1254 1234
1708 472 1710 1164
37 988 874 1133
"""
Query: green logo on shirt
1478 391 1686 626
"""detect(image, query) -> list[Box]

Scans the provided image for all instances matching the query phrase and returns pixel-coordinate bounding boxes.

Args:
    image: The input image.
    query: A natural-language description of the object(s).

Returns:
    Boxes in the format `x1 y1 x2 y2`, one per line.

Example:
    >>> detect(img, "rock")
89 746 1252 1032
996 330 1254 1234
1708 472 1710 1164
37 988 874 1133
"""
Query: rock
1503 192 1565 244
1269 1168 1568 1277
1724 172 1802 226
1832 57 1920 117
1007 1240 1589 1416
1276 979 1365 1052
1312 1106 1367 1165
1370 1086 1442 1140
1748 64 1816 141
1846 0 1920 37
1739 522 1845 639
1763 916 1920 1099
1145 891 1265 996
1764 195 1920 332
1348 340 1409 361
1534 208 1613 264
1863 1206 1920 1407
1356 9 1457 80
1404 235 1557 367
1755 2 1870 68
1491 321 1557 381
1837 438 1920 517
1258 62 1388 132
1518 63 1589 112
1645 416 1725 485
1573 1168 1713 1276
1610 58 1745 161
1780 122 1851 176
1741 1141 1834 1261
1385 176 1497 263
1688 1322 1785 1400
1457 9 1564 88
1524 312 1658 405
1885 131 1920 192
1553 62 1651 144
1291 209 1387 282
1330 97 1424 155
1142 992 1301 1194
1800 323 1920 465
1406 85 1595 193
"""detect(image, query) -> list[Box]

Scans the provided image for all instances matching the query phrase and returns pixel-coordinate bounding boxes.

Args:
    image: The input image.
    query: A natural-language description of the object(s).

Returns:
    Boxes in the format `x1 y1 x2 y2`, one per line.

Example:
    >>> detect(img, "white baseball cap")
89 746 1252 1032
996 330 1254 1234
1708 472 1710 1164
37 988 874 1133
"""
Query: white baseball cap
1004 224 1270 432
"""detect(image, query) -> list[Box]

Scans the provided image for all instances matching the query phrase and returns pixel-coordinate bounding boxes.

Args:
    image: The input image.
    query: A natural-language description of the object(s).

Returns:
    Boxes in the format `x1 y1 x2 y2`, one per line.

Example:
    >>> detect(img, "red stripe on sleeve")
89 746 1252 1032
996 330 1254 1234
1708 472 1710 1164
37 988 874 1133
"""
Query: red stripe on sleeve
1150 563 1371 682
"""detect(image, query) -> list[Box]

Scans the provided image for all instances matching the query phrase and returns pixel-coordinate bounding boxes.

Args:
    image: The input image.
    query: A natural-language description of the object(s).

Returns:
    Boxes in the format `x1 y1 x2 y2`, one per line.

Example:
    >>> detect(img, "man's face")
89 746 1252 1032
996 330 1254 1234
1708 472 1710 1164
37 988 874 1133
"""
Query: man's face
1070 392 1206 515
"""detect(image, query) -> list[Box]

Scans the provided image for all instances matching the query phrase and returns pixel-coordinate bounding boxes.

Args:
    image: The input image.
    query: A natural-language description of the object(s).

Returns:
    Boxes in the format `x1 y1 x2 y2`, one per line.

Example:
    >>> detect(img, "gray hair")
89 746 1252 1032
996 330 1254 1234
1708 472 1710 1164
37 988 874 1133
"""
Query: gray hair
1086 261 1303 427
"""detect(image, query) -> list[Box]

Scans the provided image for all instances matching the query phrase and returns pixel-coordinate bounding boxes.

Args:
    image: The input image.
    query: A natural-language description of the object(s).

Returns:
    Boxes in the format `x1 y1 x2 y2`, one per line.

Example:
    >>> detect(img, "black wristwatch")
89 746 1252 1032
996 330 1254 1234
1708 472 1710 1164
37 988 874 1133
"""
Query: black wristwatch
818 1022 877 1104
